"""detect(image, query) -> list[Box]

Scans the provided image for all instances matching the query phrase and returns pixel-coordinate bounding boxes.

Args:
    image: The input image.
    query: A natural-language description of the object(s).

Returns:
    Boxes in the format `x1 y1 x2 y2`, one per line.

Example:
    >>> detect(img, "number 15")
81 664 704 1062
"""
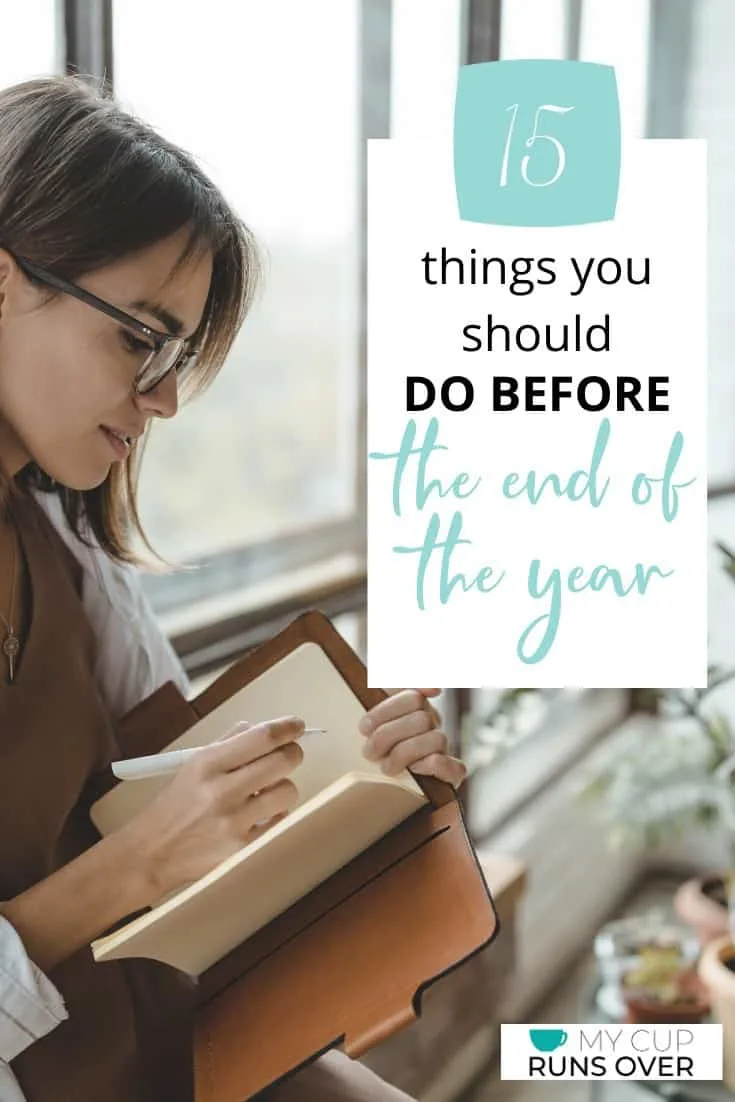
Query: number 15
500 103 575 188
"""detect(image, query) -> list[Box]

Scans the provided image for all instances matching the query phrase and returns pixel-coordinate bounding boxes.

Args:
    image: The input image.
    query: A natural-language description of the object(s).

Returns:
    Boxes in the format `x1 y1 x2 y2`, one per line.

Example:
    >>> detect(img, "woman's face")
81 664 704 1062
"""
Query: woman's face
0 228 213 489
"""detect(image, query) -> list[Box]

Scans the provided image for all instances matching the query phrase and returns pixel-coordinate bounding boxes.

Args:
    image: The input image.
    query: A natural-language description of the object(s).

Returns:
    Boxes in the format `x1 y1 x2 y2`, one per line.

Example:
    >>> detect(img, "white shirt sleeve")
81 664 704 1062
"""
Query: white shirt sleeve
0 491 191 1091
0 917 67 1062
0 908 70 1087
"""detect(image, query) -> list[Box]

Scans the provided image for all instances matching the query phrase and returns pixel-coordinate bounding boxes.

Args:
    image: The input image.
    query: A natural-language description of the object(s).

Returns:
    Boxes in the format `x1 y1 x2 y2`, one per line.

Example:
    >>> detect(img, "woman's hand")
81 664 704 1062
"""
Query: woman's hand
125 716 306 900
359 688 466 788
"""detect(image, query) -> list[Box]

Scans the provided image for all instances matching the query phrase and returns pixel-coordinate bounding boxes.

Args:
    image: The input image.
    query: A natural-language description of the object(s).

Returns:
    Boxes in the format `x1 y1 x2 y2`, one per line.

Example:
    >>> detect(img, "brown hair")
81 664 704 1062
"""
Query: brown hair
0 75 260 564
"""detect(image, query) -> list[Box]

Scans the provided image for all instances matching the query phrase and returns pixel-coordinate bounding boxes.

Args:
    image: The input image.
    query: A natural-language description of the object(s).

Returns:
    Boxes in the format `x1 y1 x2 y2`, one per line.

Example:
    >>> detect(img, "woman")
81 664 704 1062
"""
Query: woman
0 76 466 1101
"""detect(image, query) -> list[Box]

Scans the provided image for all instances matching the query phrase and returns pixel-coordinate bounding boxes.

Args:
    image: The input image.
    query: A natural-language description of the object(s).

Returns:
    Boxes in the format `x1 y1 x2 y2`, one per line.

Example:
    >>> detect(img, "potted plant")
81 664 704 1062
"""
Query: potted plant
674 870 735 946
594 911 700 1019
577 706 735 945
621 944 710 1024
462 542 735 946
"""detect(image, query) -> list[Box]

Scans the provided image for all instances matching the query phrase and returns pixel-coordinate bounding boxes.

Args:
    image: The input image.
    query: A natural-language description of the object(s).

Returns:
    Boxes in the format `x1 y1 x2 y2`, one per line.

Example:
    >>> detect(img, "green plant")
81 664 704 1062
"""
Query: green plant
622 946 691 1005
465 542 735 860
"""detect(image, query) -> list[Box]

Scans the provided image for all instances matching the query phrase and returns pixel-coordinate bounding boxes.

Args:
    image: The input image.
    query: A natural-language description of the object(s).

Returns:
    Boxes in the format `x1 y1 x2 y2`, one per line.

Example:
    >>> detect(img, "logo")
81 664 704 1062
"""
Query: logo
529 1029 568 1053
501 1024 723 1081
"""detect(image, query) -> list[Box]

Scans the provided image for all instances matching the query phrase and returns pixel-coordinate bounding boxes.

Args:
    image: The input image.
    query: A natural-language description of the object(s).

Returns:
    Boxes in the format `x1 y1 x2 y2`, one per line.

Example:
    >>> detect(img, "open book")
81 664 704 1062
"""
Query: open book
90 640 428 976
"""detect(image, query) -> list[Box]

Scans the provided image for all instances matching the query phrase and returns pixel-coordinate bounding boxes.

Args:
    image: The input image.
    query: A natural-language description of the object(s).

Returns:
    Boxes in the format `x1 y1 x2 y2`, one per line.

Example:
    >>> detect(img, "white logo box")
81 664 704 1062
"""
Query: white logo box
500 1024 723 1081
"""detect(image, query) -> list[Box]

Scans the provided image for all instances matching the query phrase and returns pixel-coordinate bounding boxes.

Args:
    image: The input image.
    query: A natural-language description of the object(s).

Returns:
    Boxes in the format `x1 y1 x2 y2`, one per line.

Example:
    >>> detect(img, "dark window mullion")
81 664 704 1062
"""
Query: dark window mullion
565 0 583 61
462 0 502 65
645 0 694 139
63 0 113 89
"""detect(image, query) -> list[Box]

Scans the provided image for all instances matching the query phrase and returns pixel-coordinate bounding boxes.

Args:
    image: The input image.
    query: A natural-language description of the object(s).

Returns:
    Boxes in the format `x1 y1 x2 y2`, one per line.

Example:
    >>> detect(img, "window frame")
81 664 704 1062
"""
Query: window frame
68 0 392 676
63 0 113 87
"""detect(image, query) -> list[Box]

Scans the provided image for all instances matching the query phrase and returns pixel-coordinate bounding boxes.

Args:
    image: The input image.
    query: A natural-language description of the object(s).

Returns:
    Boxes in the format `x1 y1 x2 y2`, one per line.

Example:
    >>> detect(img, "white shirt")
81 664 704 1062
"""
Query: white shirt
0 491 192 1100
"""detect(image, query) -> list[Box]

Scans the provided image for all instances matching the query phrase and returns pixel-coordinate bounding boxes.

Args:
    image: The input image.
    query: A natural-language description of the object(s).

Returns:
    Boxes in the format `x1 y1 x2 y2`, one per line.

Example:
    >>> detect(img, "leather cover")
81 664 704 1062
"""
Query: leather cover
111 610 500 1101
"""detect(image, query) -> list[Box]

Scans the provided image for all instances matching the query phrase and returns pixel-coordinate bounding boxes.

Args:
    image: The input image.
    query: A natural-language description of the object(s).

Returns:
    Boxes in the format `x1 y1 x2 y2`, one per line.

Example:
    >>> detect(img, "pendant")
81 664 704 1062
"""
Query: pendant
2 631 19 683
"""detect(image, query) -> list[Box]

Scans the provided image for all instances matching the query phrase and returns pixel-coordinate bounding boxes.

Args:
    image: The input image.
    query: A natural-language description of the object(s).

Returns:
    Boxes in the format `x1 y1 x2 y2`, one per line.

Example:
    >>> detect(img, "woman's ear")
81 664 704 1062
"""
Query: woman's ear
0 247 13 283
0 250 36 317
0 248 16 308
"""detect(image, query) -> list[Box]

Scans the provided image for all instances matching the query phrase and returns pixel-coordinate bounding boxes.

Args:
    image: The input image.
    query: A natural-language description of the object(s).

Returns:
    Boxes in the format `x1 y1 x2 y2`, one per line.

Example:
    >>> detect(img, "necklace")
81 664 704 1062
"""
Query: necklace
0 523 20 683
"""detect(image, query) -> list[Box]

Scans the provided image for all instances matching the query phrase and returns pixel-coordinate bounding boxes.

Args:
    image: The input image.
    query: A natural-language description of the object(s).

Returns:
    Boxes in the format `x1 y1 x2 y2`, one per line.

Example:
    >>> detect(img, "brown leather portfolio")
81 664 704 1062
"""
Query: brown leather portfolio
108 610 500 1101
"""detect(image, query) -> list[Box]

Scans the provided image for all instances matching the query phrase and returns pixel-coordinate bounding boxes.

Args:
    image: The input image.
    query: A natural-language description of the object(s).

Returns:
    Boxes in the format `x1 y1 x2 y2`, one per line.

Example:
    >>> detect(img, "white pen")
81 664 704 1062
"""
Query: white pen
111 728 327 781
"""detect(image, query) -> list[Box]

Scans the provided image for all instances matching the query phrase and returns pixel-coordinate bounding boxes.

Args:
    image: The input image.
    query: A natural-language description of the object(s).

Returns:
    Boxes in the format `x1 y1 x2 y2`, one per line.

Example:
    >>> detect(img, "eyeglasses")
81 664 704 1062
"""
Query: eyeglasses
12 254 197 395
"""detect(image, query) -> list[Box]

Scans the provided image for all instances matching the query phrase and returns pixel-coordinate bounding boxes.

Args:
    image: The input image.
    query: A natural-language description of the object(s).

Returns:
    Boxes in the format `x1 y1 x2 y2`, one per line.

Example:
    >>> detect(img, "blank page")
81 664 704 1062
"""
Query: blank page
92 772 426 975
92 641 424 836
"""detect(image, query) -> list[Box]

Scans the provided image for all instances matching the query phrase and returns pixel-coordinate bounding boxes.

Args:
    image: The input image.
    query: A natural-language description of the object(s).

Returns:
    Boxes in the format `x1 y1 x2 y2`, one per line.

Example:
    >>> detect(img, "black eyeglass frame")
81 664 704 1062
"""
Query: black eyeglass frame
10 253 195 395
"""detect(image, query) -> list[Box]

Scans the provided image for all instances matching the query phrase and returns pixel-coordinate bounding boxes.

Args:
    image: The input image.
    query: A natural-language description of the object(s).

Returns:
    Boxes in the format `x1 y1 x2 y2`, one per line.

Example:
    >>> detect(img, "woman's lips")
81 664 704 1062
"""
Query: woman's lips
100 425 131 460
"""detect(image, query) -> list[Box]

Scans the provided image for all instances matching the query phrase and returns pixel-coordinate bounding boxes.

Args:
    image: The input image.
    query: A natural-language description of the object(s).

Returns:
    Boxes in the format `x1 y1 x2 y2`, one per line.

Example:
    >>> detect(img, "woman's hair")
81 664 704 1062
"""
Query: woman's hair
0 75 260 564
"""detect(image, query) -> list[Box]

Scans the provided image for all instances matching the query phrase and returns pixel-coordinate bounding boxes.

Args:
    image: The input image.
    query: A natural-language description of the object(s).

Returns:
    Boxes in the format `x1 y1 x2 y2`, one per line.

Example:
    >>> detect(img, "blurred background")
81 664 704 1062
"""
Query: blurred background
5 1 735 1099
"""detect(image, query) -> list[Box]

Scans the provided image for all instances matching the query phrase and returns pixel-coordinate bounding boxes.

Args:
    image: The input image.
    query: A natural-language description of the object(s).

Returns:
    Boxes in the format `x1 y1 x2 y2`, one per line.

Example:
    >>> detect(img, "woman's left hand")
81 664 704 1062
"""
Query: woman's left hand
358 688 467 788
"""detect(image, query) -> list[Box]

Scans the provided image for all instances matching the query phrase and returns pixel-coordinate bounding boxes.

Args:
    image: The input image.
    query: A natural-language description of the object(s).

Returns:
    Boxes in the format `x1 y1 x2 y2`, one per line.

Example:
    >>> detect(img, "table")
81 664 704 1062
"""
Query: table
580 975 733 1102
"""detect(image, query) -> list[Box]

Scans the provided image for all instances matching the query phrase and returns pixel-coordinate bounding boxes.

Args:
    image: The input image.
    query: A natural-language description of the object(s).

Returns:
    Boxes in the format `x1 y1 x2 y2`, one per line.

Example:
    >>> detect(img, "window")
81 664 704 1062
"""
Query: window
578 0 650 138
113 0 362 562
0 0 59 88
0 1 387 671
391 0 463 139
105 0 393 673
499 0 567 59
458 0 647 835
654 1 735 721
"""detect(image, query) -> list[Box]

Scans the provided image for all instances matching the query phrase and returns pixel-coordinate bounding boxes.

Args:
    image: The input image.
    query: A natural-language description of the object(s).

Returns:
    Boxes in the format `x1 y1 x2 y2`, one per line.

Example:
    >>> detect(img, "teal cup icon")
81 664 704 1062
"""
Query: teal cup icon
529 1029 568 1052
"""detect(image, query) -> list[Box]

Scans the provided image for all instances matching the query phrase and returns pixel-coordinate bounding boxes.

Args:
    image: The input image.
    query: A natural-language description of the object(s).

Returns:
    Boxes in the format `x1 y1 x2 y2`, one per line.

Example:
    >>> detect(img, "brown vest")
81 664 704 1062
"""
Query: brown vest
0 490 195 1102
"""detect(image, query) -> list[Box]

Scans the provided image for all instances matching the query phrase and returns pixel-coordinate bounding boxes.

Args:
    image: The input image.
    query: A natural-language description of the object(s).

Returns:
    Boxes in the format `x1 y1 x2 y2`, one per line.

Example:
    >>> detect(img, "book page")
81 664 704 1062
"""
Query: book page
91 642 424 836
92 772 426 975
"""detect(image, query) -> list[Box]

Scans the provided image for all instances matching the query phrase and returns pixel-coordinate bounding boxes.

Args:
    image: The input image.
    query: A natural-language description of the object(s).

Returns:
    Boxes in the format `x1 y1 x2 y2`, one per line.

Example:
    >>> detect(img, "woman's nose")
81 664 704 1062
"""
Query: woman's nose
135 369 179 420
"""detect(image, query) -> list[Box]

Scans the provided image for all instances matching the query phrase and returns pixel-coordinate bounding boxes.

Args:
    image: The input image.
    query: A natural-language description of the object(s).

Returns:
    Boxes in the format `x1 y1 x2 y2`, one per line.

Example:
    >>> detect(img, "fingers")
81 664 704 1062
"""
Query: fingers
410 753 467 788
228 779 301 840
374 728 450 776
426 701 442 728
360 689 437 737
217 741 304 808
200 715 305 774
384 688 441 698
246 810 289 842
249 778 300 822
362 707 440 763
380 693 444 729
214 719 252 743
383 688 442 726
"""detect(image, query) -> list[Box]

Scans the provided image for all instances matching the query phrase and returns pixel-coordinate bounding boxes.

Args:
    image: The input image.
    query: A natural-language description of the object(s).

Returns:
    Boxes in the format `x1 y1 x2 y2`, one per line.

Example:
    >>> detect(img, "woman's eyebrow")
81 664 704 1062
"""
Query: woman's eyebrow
129 298 184 336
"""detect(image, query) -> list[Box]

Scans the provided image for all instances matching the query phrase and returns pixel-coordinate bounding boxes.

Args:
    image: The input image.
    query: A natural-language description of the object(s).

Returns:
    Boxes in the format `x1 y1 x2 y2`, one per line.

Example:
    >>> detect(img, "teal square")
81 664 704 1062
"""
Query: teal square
453 59 621 227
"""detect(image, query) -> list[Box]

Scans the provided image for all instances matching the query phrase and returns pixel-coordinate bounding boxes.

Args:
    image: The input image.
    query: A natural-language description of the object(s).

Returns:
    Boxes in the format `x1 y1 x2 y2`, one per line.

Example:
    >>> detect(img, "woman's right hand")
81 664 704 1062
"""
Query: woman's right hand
124 715 306 900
